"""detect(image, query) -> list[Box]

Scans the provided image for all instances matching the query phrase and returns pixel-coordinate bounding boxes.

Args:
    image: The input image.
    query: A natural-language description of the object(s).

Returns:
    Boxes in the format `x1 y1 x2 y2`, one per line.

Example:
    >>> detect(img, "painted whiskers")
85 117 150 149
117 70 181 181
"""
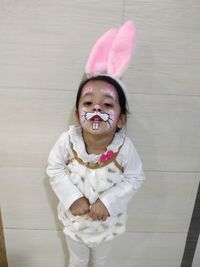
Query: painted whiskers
81 110 113 130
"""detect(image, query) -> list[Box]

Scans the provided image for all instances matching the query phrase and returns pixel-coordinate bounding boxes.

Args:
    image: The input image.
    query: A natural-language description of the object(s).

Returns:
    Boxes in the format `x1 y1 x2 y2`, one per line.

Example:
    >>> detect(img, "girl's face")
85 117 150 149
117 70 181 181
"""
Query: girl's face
77 80 125 136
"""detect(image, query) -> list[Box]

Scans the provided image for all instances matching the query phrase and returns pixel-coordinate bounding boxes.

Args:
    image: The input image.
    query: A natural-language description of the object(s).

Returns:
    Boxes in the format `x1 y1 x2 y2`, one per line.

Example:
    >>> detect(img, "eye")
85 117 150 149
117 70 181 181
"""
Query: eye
83 101 92 107
104 103 113 108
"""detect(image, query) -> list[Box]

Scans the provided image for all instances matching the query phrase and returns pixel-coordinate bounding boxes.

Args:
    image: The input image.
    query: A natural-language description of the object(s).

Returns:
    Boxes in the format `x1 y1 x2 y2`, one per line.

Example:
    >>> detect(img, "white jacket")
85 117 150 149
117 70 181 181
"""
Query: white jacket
46 125 144 247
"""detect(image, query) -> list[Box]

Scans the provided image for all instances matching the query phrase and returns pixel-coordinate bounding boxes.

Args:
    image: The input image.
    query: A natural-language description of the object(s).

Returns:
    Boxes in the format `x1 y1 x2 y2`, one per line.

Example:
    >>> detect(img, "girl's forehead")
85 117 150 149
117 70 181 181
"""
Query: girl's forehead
81 80 118 99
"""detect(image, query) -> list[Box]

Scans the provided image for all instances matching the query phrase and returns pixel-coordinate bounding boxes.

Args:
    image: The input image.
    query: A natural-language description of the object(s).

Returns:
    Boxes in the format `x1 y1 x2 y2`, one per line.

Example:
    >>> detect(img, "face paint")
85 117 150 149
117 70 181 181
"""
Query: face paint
93 103 102 111
80 109 101 131
80 110 112 130
81 85 94 97
78 80 122 135
92 123 99 130
100 87 117 101
106 109 117 128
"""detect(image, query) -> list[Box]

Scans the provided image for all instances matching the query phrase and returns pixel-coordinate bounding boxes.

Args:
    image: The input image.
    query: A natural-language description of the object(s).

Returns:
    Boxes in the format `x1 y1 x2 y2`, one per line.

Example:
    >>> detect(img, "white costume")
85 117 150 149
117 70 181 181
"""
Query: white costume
47 20 144 267
47 125 144 248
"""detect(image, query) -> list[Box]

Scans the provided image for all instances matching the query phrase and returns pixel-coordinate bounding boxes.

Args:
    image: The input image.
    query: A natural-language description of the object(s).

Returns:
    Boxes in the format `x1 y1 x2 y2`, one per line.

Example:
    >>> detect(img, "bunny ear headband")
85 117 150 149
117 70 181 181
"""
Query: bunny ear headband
84 20 136 95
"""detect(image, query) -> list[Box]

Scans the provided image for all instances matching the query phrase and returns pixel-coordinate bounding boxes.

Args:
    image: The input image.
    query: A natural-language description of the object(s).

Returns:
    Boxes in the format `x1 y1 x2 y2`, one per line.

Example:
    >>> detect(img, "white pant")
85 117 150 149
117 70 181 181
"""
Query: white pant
66 237 112 267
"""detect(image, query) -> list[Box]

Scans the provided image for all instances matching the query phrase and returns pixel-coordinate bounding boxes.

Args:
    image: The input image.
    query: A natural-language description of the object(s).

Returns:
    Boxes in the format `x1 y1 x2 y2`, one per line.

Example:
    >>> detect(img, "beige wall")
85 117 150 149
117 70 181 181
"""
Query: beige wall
0 1 199 266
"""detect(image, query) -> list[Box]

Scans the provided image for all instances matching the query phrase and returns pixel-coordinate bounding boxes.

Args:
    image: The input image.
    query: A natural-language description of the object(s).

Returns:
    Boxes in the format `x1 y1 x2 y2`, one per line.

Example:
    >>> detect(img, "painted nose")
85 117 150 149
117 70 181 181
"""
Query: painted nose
93 104 102 112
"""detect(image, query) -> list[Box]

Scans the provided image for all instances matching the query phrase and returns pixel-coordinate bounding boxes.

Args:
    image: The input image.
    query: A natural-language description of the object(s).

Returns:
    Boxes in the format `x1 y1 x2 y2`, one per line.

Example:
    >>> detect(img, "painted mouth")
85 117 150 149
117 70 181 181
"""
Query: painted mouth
91 115 103 122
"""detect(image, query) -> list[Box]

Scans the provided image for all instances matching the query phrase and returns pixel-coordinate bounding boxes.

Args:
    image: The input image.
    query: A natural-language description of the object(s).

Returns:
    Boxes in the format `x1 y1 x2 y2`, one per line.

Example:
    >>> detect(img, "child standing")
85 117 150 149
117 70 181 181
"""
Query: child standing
47 21 145 267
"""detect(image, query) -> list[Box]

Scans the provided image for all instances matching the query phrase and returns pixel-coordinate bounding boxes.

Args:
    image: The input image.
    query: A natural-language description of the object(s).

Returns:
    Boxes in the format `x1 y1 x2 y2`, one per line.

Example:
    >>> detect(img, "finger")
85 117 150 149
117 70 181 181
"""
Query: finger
88 210 94 218
102 216 107 221
81 208 88 215
78 210 85 216
89 211 98 220
91 214 97 220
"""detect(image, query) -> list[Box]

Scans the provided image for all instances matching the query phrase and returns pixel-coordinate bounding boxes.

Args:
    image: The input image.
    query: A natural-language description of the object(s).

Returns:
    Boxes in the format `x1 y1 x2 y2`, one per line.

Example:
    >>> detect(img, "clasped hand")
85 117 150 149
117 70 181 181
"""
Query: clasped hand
69 197 109 221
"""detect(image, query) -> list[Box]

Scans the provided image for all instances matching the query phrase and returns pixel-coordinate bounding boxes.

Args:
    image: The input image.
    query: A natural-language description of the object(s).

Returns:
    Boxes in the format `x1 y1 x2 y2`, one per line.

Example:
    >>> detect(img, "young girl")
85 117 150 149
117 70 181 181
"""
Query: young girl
47 21 145 267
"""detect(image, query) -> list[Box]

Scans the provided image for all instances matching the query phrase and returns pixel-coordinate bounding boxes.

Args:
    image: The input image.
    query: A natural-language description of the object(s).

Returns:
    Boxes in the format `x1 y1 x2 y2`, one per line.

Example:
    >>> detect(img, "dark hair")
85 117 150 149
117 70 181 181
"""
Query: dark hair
75 75 129 116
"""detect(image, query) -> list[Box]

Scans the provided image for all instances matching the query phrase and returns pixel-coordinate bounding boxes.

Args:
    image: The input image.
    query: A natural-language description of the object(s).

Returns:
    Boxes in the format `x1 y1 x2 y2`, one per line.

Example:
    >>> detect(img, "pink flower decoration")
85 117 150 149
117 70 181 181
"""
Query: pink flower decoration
107 150 114 158
99 154 107 163
99 150 114 163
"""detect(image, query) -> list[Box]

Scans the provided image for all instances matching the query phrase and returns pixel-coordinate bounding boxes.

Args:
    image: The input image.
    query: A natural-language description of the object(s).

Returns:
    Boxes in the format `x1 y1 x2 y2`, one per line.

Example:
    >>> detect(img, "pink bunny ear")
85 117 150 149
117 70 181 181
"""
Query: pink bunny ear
85 28 118 75
107 21 136 77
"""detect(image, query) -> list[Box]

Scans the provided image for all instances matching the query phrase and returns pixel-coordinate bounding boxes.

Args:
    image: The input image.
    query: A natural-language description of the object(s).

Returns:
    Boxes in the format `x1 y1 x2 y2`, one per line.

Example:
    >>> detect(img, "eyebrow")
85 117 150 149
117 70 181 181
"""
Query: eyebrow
82 92 115 101
82 92 93 98
103 94 115 100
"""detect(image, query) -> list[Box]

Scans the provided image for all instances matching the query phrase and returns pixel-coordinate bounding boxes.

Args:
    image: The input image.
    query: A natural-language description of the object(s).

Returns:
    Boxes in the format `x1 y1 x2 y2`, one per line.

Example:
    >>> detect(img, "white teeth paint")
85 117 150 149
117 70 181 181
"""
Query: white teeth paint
92 123 99 130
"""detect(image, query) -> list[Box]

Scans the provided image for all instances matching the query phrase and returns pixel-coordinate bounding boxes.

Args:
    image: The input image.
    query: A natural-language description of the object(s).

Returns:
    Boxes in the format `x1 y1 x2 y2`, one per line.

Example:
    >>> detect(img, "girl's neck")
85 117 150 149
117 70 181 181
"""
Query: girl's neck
82 130 115 155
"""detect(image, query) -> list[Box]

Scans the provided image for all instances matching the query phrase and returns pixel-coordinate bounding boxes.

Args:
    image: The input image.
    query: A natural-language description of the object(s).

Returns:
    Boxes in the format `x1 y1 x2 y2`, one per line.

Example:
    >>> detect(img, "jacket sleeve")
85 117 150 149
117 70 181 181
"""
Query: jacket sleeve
46 132 83 210
99 137 145 217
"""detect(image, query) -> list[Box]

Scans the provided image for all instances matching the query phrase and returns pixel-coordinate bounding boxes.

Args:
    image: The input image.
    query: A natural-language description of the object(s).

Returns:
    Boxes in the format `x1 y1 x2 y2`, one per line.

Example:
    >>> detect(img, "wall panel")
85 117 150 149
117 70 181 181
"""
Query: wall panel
4 229 187 267
123 0 200 96
0 0 123 90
